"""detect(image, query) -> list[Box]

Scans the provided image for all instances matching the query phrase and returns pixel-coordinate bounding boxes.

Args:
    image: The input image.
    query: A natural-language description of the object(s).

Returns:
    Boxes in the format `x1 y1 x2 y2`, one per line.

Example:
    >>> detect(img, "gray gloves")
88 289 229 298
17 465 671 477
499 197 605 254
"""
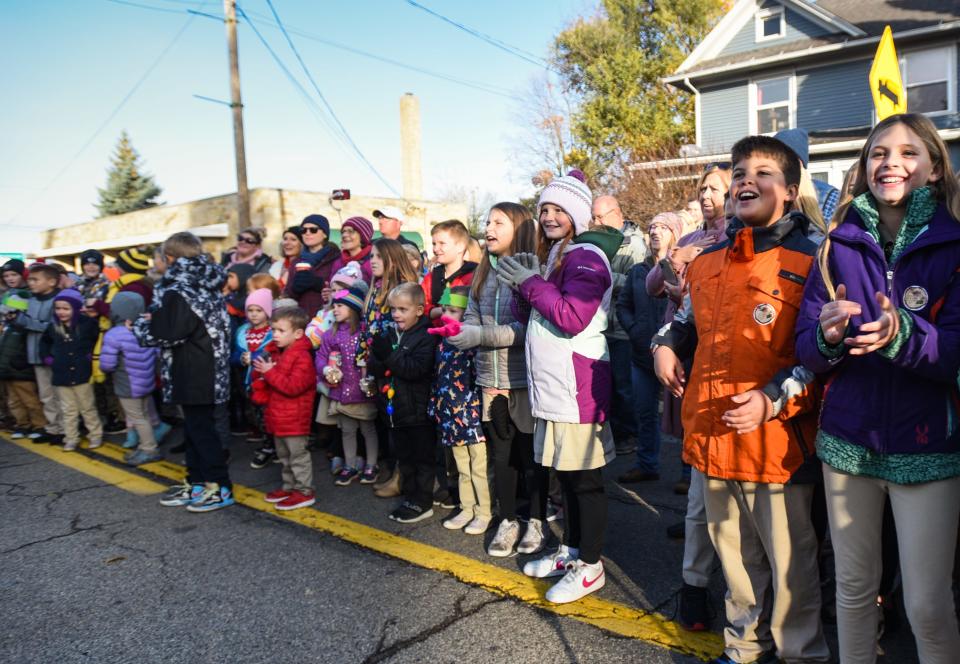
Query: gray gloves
494 253 541 291
448 324 482 350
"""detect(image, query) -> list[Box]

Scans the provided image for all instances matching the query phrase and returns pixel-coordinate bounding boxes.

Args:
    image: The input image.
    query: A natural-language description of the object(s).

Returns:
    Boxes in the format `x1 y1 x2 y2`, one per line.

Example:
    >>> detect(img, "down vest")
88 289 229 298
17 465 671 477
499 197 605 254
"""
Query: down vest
99 325 158 398
251 335 317 437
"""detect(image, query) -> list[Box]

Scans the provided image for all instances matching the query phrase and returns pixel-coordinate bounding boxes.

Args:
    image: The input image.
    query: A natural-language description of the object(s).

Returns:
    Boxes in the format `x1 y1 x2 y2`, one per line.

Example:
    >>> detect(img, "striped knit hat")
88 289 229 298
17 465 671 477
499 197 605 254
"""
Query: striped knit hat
116 247 151 274
332 284 366 316
537 169 593 236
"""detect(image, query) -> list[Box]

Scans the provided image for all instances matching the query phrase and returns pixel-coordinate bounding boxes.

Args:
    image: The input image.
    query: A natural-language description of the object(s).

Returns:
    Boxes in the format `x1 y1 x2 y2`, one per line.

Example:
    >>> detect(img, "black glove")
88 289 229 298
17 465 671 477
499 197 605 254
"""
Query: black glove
290 269 322 295
371 332 394 361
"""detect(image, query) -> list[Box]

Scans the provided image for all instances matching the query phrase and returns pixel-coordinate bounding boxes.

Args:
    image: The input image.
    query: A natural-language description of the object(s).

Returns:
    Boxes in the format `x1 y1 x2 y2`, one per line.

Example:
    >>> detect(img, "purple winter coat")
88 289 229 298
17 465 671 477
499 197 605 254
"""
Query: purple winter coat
100 325 159 399
795 203 960 456
316 322 372 405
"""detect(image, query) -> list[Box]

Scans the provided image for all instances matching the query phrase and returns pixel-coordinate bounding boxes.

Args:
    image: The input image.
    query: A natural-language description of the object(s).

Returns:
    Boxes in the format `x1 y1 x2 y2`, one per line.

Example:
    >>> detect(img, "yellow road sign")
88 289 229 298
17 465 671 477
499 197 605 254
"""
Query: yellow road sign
869 25 906 120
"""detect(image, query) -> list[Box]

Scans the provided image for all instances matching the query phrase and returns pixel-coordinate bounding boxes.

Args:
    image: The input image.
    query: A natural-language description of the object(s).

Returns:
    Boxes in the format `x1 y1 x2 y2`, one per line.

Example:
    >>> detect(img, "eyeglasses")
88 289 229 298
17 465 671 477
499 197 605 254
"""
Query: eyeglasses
302 226 323 235
340 227 358 236
237 236 259 245
704 161 731 172
591 209 616 223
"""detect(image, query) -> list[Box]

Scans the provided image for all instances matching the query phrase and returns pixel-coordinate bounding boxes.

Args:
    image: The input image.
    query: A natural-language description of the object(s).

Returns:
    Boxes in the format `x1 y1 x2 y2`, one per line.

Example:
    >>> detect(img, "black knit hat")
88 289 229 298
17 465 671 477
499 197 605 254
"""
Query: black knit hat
80 249 104 269
1 258 25 276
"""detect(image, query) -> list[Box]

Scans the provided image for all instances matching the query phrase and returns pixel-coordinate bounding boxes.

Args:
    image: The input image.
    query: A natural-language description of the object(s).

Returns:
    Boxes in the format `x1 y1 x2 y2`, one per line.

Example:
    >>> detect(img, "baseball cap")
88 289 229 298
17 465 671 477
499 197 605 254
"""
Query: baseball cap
372 206 405 223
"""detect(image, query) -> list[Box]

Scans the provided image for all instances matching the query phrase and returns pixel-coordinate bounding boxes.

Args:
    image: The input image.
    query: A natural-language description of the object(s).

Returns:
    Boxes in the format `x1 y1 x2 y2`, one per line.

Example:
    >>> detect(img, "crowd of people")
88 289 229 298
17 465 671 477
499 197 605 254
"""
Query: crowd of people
1 113 959 663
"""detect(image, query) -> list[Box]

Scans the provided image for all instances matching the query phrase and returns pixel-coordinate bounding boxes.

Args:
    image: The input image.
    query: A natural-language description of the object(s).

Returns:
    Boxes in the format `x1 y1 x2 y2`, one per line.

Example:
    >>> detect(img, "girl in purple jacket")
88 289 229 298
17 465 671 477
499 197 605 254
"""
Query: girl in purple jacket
796 113 960 663
495 171 618 605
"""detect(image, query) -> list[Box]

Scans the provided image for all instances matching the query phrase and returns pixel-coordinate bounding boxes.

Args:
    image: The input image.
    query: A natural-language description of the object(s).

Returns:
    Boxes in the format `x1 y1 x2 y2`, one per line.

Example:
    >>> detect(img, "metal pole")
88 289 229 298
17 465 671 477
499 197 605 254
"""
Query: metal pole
224 0 250 229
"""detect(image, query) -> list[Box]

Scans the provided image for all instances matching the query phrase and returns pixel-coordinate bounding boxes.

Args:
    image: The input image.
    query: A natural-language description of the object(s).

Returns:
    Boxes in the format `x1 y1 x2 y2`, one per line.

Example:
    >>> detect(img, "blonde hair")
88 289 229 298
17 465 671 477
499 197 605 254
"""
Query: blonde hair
817 113 960 299
695 165 732 227
796 166 826 236
387 282 425 308
247 273 281 299
161 232 203 259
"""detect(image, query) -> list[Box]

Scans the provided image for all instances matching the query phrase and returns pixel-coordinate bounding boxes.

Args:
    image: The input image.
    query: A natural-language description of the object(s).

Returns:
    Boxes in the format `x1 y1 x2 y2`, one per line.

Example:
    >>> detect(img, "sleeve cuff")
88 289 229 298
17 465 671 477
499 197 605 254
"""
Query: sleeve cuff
878 308 913 360
816 325 846 361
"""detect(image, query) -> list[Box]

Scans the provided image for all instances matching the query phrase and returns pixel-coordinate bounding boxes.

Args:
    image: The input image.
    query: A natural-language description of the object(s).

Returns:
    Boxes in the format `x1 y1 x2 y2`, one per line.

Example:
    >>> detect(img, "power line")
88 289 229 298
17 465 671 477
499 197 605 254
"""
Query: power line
104 0 186 14
6 4 204 228
260 0 401 197
403 0 555 72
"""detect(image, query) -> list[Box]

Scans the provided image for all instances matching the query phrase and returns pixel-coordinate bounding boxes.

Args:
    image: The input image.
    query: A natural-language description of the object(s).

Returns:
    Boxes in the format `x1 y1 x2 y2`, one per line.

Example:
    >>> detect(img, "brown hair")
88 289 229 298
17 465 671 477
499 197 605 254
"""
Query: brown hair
818 113 960 299
402 243 423 275
270 306 309 331
161 231 203 259
247 273 281 299
731 135 802 187
28 263 60 282
387 282 425 308
431 219 471 245
238 226 266 244
368 238 419 309
472 202 536 299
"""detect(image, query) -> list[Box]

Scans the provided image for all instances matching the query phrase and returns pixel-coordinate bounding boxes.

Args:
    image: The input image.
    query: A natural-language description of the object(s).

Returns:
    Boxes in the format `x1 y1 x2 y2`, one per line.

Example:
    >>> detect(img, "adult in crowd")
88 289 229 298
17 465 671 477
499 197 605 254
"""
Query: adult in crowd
330 216 374 284
77 250 110 301
286 214 339 316
268 226 304 292
645 162 730 633
221 227 273 274
450 202 545 558
372 206 419 250
616 211 684 484
590 195 648 455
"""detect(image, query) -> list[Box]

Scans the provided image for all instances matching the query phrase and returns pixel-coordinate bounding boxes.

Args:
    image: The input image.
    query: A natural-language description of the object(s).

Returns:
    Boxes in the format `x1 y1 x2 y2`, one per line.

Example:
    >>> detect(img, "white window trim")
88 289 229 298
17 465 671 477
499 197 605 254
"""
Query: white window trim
755 6 785 43
748 72 796 135
899 43 957 117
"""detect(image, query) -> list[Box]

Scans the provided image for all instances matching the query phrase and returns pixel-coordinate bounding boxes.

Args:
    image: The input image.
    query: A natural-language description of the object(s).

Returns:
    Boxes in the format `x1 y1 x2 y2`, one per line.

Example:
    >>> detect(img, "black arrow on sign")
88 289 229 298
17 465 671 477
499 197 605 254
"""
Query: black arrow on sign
878 80 900 106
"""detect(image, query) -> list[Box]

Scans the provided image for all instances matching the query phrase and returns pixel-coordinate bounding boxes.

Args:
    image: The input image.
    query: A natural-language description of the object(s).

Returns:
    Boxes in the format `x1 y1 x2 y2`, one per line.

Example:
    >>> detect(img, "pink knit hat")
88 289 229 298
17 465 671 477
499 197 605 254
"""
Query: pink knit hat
649 212 685 246
331 260 363 289
245 288 274 318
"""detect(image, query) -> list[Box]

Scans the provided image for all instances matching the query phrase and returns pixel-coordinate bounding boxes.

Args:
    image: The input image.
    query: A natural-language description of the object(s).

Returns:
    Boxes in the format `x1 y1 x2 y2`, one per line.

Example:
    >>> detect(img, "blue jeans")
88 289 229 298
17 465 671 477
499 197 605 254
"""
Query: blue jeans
608 338 637 441
631 363 661 473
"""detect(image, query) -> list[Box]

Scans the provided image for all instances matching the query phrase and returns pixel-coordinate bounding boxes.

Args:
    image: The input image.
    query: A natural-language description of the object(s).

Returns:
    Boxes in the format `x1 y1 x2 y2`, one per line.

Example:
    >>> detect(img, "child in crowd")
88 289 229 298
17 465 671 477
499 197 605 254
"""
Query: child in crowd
496 171 618 604
306 261 365 349
246 273 281 301
40 289 102 452
99 292 162 466
797 113 960 663
654 136 829 663
2 259 27 291
421 220 477 321
402 244 424 279
428 286 490 535
1 291 46 438
135 232 234 512
317 284 379 485
14 263 63 444
77 250 110 301
368 283 438 522
253 307 318 511
234 288 276 467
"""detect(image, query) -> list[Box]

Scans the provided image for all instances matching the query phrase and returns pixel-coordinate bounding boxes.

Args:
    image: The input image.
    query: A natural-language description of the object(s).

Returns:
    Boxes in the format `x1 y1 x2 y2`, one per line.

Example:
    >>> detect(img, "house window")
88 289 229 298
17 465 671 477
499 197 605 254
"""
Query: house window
902 46 955 115
755 6 785 42
755 76 792 134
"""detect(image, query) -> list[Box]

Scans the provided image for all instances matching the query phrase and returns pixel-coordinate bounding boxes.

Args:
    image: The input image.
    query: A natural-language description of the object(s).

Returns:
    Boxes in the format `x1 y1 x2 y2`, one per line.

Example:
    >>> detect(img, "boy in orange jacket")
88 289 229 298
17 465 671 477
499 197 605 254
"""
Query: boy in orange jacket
653 136 829 664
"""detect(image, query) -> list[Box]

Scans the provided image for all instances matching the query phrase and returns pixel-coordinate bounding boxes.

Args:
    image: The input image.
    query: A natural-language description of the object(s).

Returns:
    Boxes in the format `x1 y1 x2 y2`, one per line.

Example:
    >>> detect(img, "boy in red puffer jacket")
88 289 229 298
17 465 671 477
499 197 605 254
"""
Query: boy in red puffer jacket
251 306 318 511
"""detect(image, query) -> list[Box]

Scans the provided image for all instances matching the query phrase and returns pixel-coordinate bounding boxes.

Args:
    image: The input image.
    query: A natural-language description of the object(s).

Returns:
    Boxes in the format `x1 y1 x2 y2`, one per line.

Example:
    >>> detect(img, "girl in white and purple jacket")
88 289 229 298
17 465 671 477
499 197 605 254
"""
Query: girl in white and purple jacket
495 171 618 604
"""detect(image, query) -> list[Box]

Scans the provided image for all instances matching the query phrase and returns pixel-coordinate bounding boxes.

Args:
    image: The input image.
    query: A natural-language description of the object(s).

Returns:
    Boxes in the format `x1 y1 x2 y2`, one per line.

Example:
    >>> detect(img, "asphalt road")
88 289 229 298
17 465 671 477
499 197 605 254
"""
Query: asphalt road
0 427 921 663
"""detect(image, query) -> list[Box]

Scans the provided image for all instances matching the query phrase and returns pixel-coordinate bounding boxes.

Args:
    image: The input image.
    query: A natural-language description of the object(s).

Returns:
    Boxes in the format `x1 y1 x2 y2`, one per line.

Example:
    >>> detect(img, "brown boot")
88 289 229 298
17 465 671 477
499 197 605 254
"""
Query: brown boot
373 466 397 491
374 468 401 498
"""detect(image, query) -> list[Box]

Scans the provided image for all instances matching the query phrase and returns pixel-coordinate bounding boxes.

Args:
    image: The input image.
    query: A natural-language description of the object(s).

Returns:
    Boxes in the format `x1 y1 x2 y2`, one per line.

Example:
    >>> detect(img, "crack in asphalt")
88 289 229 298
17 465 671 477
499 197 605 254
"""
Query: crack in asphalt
0 514 128 555
361 593 507 663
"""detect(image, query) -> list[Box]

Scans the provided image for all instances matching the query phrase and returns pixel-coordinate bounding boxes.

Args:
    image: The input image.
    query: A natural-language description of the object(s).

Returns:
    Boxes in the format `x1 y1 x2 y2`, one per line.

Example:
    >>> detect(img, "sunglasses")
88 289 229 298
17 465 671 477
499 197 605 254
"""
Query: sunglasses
302 226 323 235
704 161 732 172
237 236 259 245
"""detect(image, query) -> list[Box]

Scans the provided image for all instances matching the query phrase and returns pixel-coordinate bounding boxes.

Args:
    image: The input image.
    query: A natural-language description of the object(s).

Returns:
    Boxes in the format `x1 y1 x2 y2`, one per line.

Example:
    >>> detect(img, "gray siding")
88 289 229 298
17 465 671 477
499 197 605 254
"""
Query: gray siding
700 82 749 153
797 59 874 130
721 3 833 58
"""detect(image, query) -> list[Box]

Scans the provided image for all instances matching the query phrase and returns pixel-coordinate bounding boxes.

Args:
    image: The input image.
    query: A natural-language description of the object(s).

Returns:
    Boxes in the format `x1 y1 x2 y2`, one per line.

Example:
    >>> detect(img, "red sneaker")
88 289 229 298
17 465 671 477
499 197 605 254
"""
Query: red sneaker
276 490 316 511
264 489 292 504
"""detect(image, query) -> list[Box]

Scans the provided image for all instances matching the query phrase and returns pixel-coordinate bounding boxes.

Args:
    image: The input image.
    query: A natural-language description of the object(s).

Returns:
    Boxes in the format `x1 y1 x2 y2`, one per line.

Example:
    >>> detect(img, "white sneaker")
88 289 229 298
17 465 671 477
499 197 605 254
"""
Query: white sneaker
442 510 473 530
523 544 578 578
487 518 520 557
88 440 102 450
63 440 78 452
545 559 605 604
464 516 490 535
517 518 546 554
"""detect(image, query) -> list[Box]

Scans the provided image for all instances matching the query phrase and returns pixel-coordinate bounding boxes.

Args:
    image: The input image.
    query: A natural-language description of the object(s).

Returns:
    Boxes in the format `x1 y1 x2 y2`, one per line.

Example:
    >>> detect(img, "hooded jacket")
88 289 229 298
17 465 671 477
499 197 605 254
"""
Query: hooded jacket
463 269 528 390
99 292 158 399
14 289 59 365
250 335 317 437
40 315 100 387
316 322 371 406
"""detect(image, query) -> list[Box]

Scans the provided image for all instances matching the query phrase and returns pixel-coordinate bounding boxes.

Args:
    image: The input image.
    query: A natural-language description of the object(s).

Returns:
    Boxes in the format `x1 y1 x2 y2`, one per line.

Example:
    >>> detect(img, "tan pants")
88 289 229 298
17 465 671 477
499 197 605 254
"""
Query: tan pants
683 468 718 587
276 435 313 494
34 366 62 435
118 396 157 453
825 464 960 664
6 380 46 429
55 384 103 446
705 478 829 664
451 444 492 520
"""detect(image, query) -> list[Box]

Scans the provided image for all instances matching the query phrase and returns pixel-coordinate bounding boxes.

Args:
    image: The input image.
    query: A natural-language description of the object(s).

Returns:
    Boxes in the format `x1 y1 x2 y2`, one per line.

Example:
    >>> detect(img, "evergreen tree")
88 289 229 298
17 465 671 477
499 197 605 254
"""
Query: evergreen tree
95 131 163 217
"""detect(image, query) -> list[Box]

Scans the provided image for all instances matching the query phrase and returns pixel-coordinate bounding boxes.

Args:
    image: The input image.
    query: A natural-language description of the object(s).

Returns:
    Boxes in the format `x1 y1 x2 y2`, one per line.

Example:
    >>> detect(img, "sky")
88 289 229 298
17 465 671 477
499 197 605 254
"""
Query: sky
0 0 589 254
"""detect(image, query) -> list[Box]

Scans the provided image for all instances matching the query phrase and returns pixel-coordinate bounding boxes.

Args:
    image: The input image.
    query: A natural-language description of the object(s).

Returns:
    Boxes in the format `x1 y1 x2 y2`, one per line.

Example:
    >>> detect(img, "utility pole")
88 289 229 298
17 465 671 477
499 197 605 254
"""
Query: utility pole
224 0 250 229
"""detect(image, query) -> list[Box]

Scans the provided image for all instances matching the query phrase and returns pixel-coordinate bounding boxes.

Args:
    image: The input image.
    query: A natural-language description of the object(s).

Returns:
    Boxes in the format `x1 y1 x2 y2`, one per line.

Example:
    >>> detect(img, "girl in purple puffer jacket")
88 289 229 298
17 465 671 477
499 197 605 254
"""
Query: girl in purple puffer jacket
100 291 161 466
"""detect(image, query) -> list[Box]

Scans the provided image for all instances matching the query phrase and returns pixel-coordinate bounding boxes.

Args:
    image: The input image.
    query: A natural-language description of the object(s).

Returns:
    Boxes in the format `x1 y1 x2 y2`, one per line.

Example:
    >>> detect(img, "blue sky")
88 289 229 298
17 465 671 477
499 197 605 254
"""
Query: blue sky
0 0 587 253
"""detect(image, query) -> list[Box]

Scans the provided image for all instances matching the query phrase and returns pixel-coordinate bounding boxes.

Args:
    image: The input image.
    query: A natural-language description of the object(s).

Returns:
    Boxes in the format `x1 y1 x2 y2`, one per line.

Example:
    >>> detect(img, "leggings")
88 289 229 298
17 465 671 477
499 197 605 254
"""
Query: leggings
557 468 606 565
485 394 545 521
340 415 378 468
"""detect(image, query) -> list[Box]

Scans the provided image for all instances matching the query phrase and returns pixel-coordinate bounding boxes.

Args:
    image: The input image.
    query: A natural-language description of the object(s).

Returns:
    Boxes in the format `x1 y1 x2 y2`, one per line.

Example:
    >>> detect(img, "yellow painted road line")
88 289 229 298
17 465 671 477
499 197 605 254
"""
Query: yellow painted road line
6 438 165 496
47 439 725 660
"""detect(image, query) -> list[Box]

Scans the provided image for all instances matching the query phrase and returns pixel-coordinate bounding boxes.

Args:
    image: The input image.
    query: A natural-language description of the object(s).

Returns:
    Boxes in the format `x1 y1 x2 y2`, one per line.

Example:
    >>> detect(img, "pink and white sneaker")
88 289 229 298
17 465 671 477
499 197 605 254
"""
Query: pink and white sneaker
522 544 578 578
545 559 605 604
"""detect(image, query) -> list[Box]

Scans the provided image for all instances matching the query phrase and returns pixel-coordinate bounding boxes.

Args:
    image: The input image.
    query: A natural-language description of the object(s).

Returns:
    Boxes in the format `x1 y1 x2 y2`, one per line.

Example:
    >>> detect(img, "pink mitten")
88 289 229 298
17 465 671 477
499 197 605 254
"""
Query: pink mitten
427 316 462 338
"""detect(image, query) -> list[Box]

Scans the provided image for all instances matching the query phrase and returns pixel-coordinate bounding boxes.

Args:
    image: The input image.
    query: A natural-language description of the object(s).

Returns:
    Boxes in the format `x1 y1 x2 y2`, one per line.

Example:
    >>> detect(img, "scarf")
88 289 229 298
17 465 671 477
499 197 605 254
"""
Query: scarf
852 186 936 264
228 247 263 267
341 244 372 265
